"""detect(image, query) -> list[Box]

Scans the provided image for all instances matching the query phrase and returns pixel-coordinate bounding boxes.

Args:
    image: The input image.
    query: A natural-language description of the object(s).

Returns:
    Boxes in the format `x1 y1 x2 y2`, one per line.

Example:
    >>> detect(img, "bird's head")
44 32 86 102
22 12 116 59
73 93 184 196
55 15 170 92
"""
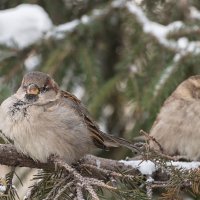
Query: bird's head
173 75 200 101
16 71 60 105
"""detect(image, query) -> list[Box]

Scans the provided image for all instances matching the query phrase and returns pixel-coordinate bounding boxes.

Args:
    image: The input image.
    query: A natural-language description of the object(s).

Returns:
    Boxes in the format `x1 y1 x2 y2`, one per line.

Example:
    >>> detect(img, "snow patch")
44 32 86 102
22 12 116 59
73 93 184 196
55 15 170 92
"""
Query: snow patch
120 160 156 175
170 161 200 170
177 37 189 49
72 85 85 100
81 15 91 24
0 185 6 193
153 60 178 97
121 160 200 175
24 53 41 71
0 4 53 49
190 6 200 20
51 19 79 39
126 1 200 55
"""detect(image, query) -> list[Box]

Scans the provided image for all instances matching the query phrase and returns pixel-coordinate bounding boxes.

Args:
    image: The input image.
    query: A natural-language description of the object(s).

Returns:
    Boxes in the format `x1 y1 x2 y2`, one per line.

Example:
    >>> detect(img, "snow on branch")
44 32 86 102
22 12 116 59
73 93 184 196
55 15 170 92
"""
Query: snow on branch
1 0 200 56
47 8 109 40
1 143 200 178
125 1 200 55
120 0 200 98
121 159 200 175
0 143 200 179
1 143 200 199
190 6 200 20
0 3 110 49
0 4 52 49
153 53 183 98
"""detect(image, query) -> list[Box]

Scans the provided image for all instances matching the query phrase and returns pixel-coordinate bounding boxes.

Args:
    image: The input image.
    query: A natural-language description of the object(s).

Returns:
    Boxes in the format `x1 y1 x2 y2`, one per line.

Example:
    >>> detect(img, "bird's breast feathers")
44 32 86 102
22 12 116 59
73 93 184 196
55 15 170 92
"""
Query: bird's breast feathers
0 96 94 163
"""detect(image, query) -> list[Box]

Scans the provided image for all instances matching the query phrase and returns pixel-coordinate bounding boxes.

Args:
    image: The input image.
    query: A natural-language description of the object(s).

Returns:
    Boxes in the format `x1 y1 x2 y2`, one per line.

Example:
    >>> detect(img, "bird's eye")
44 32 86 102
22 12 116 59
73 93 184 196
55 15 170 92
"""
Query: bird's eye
41 85 49 93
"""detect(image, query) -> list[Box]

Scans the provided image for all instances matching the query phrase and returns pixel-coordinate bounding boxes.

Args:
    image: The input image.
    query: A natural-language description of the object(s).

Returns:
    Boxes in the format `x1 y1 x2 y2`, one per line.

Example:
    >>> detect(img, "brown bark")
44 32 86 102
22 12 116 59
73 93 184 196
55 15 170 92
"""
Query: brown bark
0 144 54 169
0 144 138 173
0 144 174 183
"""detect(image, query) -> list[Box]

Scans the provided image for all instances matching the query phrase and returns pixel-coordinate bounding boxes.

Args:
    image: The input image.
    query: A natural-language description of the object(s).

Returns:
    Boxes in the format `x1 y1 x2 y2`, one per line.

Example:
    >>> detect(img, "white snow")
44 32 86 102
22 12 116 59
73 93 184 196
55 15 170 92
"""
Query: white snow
177 37 189 49
120 160 156 175
0 185 6 193
112 0 126 8
124 0 200 98
169 161 200 170
47 8 106 40
190 6 200 20
1 0 200 60
24 53 41 71
153 54 180 97
72 85 85 100
167 21 184 32
125 1 167 39
146 176 154 183
50 19 79 39
121 160 200 175
126 1 176 51
81 15 91 24
55 20 79 33
0 4 53 49
102 105 114 117
126 1 200 55
129 64 139 74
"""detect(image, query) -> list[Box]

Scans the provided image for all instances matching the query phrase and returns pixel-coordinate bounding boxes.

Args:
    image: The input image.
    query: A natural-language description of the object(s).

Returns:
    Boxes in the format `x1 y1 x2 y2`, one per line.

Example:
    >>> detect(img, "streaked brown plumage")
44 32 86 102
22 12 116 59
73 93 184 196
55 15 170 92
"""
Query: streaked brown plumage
0 71 136 163
149 75 200 160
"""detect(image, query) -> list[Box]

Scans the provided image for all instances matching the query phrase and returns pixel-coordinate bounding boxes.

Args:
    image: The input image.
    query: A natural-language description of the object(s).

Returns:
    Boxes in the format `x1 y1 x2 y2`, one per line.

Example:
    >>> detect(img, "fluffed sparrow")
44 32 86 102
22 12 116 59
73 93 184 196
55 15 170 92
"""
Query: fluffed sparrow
149 75 200 160
0 71 136 164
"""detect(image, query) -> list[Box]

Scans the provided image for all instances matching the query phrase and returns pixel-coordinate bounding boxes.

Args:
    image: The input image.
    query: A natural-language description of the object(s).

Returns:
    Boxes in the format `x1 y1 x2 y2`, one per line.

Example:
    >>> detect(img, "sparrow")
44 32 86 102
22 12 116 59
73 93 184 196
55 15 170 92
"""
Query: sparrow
149 75 200 160
0 71 136 164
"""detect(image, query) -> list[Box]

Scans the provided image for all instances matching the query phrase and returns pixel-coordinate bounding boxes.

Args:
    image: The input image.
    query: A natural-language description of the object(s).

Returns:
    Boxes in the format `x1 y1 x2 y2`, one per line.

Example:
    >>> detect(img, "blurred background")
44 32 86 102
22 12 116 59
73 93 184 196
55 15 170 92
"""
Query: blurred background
1 0 200 198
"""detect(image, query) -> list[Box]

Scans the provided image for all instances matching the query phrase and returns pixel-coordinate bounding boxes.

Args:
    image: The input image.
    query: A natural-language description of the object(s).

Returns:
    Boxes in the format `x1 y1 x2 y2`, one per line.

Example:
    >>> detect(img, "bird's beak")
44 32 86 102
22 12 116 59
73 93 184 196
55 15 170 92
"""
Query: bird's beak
26 84 40 95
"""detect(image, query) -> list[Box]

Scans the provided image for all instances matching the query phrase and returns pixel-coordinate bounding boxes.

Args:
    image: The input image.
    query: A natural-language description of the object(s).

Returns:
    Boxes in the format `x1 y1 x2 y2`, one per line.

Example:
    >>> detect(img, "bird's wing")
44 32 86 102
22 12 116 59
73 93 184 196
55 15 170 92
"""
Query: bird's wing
61 90 108 149
61 90 139 152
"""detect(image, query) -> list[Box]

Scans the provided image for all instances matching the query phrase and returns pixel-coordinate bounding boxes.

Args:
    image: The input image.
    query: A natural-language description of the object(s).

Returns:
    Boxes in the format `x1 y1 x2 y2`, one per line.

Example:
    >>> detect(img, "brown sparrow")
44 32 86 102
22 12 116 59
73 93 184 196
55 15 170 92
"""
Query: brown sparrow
149 75 200 160
0 71 136 164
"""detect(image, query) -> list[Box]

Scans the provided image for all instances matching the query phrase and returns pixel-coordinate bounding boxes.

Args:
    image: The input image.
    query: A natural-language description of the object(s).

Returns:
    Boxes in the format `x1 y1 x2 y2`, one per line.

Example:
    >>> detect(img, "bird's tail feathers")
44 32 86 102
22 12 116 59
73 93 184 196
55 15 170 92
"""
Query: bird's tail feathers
100 132 140 153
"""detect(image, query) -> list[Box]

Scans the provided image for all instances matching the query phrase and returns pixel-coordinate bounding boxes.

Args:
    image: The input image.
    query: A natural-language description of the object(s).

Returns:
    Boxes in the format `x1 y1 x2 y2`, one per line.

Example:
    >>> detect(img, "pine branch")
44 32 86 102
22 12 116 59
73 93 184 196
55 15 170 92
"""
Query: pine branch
0 144 139 173
0 144 54 170
1 144 200 199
